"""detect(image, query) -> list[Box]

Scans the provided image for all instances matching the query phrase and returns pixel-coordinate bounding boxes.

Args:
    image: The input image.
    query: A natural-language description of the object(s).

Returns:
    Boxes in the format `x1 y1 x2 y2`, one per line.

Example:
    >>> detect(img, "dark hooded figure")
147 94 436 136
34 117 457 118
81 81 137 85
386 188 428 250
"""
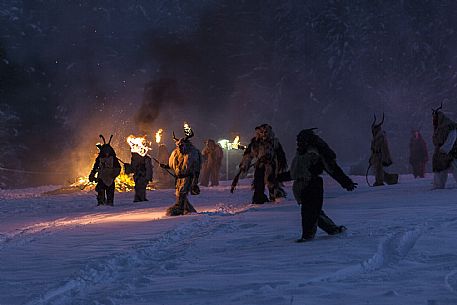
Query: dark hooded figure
160 129 202 216
432 103 457 188
125 152 153 202
200 139 223 187
369 114 398 186
89 135 121 206
279 129 357 242
239 124 288 204
409 130 428 178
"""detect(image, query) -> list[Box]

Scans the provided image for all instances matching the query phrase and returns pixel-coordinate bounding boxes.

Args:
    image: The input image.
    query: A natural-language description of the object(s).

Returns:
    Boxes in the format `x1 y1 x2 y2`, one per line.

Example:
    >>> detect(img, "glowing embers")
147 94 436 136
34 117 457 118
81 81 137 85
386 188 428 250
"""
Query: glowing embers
155 128 163 144
69 173 138 193
127 135 151 157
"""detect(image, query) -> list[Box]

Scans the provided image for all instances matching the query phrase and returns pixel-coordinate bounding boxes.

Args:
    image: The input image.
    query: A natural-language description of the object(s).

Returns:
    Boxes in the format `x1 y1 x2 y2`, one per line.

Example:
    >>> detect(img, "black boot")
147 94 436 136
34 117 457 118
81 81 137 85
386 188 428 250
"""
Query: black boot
328 226 347 235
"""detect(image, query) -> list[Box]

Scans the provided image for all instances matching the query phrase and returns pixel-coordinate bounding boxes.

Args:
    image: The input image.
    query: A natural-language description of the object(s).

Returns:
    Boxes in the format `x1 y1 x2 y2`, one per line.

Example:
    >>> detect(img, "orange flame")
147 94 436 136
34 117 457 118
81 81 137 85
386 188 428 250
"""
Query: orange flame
127 135 151 157
70 173 154 193
155 129 163 144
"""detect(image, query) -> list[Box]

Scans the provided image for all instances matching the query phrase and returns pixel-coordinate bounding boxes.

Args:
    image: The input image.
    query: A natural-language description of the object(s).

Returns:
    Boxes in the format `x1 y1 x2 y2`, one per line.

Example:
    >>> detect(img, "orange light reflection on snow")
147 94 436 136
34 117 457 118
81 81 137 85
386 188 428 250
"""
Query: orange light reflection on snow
93 211 166 224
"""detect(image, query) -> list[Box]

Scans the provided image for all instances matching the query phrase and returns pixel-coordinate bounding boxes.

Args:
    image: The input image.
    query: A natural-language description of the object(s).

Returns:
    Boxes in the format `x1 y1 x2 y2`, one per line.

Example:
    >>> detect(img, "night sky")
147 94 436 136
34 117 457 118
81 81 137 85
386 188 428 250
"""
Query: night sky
1 0 457 186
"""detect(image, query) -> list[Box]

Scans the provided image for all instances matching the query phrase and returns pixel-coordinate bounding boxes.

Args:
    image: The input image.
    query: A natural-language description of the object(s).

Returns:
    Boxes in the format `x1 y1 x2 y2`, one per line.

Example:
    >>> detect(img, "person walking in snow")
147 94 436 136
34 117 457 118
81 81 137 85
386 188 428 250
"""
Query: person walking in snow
238 124 288 204
159 128 202 216
369 113 398 186
125 152 153 202
279 128 357 242
89 134 121 206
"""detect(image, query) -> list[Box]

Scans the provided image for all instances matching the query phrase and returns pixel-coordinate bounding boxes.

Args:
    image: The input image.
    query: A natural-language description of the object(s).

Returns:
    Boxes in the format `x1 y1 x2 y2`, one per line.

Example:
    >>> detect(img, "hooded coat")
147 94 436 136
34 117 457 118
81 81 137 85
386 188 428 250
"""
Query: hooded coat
279 129 356 240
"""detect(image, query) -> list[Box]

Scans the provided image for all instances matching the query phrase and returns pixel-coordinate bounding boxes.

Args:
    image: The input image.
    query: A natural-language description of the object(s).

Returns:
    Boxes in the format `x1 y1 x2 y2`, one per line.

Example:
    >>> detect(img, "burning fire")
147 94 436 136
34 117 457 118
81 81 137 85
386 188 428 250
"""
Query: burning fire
155 129 163 144
127 135 151 157
70 173 154 193
232 136 240 149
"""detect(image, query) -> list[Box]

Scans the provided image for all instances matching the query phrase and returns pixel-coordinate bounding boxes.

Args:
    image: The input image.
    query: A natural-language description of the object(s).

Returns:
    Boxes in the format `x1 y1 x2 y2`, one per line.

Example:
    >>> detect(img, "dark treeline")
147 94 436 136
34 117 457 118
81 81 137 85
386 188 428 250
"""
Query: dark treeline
1 0 457 187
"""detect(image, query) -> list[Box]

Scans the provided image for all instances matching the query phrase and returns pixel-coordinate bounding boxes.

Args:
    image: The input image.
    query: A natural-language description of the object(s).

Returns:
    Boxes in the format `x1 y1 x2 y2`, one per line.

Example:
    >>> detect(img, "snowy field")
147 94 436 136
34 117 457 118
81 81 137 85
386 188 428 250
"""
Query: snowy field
1 175 457 305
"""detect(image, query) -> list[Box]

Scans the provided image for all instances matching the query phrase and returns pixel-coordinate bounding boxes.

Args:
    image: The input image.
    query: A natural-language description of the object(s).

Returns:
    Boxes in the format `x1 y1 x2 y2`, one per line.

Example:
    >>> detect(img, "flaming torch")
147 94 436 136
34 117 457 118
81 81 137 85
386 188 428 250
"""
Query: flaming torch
127 135 151 157
125 135 154 191
155 128 163 144
184 122 192 136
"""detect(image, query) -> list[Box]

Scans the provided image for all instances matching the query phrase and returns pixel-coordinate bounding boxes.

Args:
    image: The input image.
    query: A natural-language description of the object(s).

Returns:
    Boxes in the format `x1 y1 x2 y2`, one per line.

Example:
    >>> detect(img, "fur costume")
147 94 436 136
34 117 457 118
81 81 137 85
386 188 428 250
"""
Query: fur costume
200 139 223 187
432 104 457 188
369 114 398 186
89 134 121 206
432 111 457 172
239 124 288 204
163 130 201 216
279 128 356 241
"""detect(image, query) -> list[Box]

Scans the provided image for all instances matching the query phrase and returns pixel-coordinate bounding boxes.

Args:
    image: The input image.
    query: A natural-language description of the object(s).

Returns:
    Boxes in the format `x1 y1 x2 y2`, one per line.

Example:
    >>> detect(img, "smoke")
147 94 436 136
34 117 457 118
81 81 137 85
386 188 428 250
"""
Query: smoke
3 0 457 187
135 78 181 132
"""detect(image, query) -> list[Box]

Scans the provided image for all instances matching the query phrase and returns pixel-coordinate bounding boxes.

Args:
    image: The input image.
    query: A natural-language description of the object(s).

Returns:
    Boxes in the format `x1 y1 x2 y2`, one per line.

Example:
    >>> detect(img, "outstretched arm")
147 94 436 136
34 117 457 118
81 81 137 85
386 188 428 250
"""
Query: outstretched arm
323 159 357 191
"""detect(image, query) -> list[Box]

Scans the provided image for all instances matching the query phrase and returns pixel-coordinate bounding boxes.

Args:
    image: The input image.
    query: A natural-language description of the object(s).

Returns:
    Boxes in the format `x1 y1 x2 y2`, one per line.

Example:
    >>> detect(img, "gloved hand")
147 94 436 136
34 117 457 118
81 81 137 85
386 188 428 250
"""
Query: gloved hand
88 172 96 182
345 181 358 191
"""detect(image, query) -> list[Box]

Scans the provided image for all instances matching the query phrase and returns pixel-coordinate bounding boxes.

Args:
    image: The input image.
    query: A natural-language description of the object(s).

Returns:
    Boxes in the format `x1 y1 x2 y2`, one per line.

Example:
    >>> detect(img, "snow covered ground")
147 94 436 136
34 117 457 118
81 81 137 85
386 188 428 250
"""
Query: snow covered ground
1 175 457 305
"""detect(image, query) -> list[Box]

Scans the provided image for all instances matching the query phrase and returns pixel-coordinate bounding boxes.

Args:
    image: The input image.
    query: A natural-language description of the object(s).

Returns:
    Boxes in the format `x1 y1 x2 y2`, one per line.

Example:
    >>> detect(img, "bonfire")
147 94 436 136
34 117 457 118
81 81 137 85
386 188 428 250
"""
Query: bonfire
45 135 157 195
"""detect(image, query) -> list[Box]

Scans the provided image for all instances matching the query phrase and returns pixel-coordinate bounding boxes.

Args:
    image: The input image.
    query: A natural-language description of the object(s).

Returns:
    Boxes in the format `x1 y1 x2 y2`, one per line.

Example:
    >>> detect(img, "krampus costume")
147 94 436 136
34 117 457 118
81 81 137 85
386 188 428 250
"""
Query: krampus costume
432 103 457 188
89 135 121 206
279 129 357 242
369 114 398 186
161 130 202 216
200 139 223 187
125 152 153 202
239 124 287 204
409 130 428 178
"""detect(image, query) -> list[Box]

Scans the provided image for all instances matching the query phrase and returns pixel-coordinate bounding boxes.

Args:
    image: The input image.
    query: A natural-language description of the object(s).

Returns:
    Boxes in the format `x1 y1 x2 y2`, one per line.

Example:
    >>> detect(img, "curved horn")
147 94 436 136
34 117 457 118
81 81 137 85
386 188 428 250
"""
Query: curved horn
437 101 443 112
371 114 377 128
433 101 444 113
374 113 385 129
99 134 106 144
379 112 385 125
172 131 179 142
185 129 194 140
108 135 113 145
